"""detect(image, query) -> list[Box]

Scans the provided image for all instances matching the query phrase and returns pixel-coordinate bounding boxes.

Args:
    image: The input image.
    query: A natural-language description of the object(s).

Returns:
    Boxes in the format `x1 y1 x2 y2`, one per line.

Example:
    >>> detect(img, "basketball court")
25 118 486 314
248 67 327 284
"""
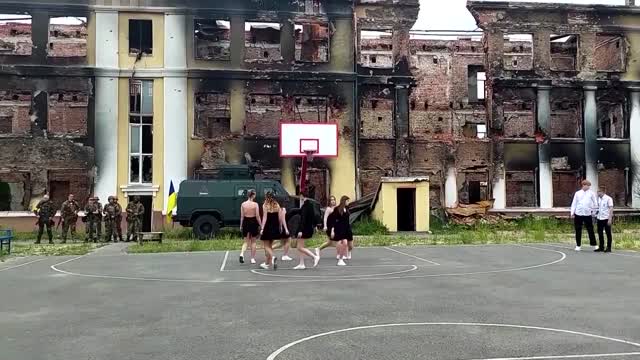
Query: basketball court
1 243 639 360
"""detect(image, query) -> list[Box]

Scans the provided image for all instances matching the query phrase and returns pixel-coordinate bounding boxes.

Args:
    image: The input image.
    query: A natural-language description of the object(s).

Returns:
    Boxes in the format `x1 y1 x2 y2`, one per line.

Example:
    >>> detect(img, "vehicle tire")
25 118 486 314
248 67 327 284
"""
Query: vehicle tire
287 214 301 237
192 215 220 240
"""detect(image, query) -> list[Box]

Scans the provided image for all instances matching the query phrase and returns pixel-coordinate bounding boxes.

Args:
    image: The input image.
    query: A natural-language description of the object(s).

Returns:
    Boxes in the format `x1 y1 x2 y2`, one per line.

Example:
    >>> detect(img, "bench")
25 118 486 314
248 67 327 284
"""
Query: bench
0 229 13 255
138 232 163 245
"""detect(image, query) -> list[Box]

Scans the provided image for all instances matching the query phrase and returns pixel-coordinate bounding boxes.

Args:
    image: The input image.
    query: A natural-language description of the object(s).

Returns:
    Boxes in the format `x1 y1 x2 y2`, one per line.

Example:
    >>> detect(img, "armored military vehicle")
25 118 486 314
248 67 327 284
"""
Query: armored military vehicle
173 165 322 239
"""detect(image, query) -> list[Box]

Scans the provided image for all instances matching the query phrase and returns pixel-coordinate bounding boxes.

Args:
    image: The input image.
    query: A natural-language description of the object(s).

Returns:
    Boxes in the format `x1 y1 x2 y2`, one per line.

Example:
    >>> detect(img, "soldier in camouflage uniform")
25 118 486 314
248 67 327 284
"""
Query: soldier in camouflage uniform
113 197 124 242
35 195 56 244
103 196 118 242
60 194 80 243
126 196 144 242
95 196 103 240
84 197 101 242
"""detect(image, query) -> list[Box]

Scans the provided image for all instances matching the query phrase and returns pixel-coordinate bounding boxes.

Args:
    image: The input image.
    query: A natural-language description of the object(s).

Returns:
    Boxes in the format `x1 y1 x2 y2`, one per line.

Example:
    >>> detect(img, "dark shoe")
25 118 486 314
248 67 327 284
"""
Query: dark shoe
273 257 277 271
239 255 245 264
49 241 54 244
594 248 603 252
604 248 611 253
61 240 66 244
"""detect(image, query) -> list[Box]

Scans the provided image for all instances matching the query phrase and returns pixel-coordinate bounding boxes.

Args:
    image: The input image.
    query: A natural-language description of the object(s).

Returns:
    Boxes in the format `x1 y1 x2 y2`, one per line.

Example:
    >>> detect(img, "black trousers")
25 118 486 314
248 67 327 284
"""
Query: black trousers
574 215 596 247
597 219 613 250
37 221 53 243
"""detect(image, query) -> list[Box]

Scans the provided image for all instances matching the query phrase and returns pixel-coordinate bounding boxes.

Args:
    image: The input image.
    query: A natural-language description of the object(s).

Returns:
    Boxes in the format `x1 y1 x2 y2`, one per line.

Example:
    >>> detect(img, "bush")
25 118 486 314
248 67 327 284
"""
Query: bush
352 218 389 236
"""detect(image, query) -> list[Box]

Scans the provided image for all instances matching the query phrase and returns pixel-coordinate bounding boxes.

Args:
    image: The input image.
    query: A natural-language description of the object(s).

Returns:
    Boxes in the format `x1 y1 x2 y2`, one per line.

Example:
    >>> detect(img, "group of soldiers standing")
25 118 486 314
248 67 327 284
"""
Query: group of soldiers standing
33 194 146 244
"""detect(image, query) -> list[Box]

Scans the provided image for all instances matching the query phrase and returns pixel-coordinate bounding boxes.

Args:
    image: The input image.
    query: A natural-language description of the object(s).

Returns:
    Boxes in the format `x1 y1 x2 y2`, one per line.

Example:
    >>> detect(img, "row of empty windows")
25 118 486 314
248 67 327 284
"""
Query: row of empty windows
0 15 87 57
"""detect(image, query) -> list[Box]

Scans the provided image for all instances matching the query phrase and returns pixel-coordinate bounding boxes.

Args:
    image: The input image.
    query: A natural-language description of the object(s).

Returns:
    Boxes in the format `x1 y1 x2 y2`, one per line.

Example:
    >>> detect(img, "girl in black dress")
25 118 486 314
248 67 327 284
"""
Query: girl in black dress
330 196 352 266
259 192 281 270
294 192 320 270
315 196 338 260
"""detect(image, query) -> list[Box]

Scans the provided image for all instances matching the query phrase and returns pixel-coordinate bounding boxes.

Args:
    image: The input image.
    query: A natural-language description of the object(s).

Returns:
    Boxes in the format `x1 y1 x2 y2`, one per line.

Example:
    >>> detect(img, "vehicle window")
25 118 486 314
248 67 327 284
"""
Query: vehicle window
264 188 275 195
237 188 248 197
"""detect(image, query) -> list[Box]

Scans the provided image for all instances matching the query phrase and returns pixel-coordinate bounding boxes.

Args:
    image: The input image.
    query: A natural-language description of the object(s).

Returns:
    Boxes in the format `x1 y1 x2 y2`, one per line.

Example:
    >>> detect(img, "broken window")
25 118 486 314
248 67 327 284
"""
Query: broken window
0 14 32 55
597 102 625 139
0 90 31 135
550 89 582 138
245 22 282 62
48 180 70 210
295 22 329 63
595 34 625 72
48 17 87 58
360 97 393 138
468 65 486 103
550 34 578 71
292 96 328 122
129 80 153 183
245 94 283 137
0 115 11 133
503 34 533 71
359 30 393 68
297 0 325 14
48 92 89 136
460 172 488 204
194 19 230 61
129 19 153 55
194 93 230 138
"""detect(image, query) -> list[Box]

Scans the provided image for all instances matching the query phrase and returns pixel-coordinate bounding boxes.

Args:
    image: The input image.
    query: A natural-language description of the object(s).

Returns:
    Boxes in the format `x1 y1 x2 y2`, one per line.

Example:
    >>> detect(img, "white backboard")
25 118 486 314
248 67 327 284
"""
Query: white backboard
280 122 338 158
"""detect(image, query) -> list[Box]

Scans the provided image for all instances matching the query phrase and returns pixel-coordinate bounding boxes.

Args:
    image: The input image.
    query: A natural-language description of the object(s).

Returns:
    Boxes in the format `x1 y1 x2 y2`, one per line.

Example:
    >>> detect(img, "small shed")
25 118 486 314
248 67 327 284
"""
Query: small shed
371 177 430 232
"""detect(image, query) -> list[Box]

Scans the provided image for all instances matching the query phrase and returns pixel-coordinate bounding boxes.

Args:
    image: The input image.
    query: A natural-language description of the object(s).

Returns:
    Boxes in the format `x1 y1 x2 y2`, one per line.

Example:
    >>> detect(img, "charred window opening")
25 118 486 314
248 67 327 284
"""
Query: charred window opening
462 123 487 139
129 80 153 183
360 95 393 139
597 101 625 139
550 34 578 71
459 172 488 204
195 93 230 138
505 143 538 207
297 0 325 14
245 22 282 63
595 34 625 72
468 65 486 103
194 19 230 61
295 22 330 63
245 94 283 137
0 115 11 133
360 29 393 68
48 91 89 136
129 19 153 55
48 180 69 210
48 17 87 58
0 90 31 136
550 90 582 138
0 14 32 55
293 96 328 122
503 34 533 70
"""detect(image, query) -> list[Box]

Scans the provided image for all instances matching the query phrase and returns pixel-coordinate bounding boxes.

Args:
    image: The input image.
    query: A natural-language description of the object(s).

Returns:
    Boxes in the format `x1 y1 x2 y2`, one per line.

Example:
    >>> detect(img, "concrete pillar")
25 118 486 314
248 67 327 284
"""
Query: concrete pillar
163 14 188 214
444 166 458 208
629 87 640 207
584 85 599 191
537 85 553 208
94 11 119 202
394 84 410 177
492 165 506 209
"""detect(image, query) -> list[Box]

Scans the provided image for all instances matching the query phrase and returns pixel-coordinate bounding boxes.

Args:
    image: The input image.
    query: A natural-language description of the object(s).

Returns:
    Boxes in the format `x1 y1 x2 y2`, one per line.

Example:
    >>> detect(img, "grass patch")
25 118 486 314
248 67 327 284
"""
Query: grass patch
352 218 389 236
1 240 104 260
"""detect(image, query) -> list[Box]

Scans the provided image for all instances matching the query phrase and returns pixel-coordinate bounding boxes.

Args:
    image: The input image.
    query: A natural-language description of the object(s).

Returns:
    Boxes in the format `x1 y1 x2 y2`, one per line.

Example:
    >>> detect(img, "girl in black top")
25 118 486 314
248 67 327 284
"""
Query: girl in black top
259 192 281 270
294 192 320 270
330 196 352 266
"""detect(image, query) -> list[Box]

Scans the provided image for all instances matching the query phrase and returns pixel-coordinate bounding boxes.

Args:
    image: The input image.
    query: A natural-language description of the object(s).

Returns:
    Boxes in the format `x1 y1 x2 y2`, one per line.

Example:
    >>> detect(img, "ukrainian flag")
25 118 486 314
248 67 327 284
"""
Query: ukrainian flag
166 181 177 224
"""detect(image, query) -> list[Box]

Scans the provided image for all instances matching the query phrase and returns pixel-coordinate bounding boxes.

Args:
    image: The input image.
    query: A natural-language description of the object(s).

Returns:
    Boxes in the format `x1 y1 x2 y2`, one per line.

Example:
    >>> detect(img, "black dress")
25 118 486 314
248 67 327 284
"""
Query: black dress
299 200 316 239
242 217 260 237
326 210 337 239
261 212 281 241
332 210 353 241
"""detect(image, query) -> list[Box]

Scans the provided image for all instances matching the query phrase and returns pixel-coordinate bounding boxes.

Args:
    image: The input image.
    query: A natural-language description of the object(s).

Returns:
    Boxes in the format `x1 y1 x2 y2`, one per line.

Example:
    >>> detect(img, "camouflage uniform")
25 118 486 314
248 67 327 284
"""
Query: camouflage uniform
60 199 80 243
126 198 144 242
103 197 118 242
95 199 103 239
35 199 56 244
84 200 101 242
114 200 124 242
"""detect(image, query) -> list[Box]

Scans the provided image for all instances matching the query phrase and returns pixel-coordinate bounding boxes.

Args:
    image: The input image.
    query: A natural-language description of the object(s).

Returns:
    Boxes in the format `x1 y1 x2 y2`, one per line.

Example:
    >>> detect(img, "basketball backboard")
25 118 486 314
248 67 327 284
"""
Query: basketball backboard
280 122 338 158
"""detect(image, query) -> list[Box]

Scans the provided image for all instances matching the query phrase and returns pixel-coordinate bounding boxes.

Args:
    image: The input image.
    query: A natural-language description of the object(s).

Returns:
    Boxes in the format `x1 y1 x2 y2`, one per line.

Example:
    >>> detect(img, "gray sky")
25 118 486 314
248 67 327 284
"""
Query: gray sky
415 0 626 30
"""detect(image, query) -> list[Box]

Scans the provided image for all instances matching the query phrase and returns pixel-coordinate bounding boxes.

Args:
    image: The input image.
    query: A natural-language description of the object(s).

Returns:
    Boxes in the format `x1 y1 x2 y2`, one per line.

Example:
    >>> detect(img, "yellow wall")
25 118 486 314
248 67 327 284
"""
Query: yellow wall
187 79 204 176
372 181 430 232
86 13 96 66
116 78 164 211
118 13 165 69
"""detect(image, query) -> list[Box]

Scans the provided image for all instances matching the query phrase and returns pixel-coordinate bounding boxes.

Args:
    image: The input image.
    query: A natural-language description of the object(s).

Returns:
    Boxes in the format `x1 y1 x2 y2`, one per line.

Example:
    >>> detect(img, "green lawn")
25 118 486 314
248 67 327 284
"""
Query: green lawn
0 240 105 261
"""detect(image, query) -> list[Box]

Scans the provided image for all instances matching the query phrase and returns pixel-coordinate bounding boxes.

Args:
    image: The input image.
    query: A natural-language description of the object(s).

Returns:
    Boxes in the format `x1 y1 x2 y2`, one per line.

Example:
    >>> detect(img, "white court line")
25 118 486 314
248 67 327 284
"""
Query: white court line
219 251 229 272
49 245 566 284
265 322 640 360
0 258 46 272
543 244 640 259
384 246 441 265
251 265 418 279
468 352 640 360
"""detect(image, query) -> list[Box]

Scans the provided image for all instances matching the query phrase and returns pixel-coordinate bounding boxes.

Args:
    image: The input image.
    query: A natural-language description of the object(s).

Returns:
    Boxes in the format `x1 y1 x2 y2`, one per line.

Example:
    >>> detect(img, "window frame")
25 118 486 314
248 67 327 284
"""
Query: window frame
128 79 154 184
128 19 153 56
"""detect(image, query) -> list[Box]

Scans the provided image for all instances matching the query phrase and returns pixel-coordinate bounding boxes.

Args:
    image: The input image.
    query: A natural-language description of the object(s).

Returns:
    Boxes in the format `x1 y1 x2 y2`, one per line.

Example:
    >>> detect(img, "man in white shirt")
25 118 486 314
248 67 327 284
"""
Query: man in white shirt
570 179 598 251
595 186 614 253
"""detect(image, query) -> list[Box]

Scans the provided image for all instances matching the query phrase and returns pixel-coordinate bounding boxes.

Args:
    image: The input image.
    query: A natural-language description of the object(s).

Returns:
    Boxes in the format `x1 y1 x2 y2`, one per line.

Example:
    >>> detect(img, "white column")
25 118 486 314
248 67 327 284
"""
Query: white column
584 85 598 191
94 11 119 202
537 85 553 208
163 14 188 213
444 166 458 207
492 165 506 209
629 87 640 207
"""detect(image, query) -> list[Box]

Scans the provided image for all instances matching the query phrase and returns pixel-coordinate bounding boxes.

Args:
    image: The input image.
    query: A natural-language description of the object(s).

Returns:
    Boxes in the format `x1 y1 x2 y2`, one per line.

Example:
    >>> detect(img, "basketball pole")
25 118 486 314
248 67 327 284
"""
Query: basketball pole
299 155 309 194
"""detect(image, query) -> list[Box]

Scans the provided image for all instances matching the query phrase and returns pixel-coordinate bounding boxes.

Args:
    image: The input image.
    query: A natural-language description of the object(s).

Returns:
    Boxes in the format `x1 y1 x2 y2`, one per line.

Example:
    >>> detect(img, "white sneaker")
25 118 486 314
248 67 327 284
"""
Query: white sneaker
293 264 306 270
337 259 346 266
250 258 256 264
575 246 581 251
259 263 269 270
346 252 352 260
592 246 599 250
313 255 320 268
336 254 341 260
281 255 293 261
315 248 320 258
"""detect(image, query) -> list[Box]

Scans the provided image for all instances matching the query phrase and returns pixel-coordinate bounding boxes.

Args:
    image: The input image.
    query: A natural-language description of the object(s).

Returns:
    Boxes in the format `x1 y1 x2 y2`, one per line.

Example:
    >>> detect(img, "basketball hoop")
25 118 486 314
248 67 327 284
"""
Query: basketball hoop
304 150 315 162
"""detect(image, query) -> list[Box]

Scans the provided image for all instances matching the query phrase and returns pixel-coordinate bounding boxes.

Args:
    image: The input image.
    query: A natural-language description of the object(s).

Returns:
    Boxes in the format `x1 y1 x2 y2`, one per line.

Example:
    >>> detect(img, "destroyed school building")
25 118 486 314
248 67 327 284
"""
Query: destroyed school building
2 0 640 231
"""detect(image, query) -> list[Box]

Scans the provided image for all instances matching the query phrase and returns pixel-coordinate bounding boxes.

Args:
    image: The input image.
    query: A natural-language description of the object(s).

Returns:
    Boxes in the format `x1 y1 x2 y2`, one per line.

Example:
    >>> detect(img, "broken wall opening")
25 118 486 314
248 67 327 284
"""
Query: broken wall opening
597 90 626 139
458 171 488 204
360 94 394 139
292 95 328 122
598 142 630 206
48 17 87 58
595 34 625 72
194 92 230 138
48 91 89 136
0 172 29 210
295 22 329 63
48 169 91 209
550 34 578 71
468 65 486 103
503 34 533 71
550 143 584 206
0 90 31 135
360 30 393 68
194 19 230 61
550 88 582 138
0 14 32 56
505 143 537 207
245 21 282 63
245 93 283 137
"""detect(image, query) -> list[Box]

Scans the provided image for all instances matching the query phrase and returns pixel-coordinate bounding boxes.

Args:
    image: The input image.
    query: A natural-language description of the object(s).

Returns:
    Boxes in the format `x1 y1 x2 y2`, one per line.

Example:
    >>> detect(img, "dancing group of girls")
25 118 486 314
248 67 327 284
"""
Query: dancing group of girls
238 191 353 270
